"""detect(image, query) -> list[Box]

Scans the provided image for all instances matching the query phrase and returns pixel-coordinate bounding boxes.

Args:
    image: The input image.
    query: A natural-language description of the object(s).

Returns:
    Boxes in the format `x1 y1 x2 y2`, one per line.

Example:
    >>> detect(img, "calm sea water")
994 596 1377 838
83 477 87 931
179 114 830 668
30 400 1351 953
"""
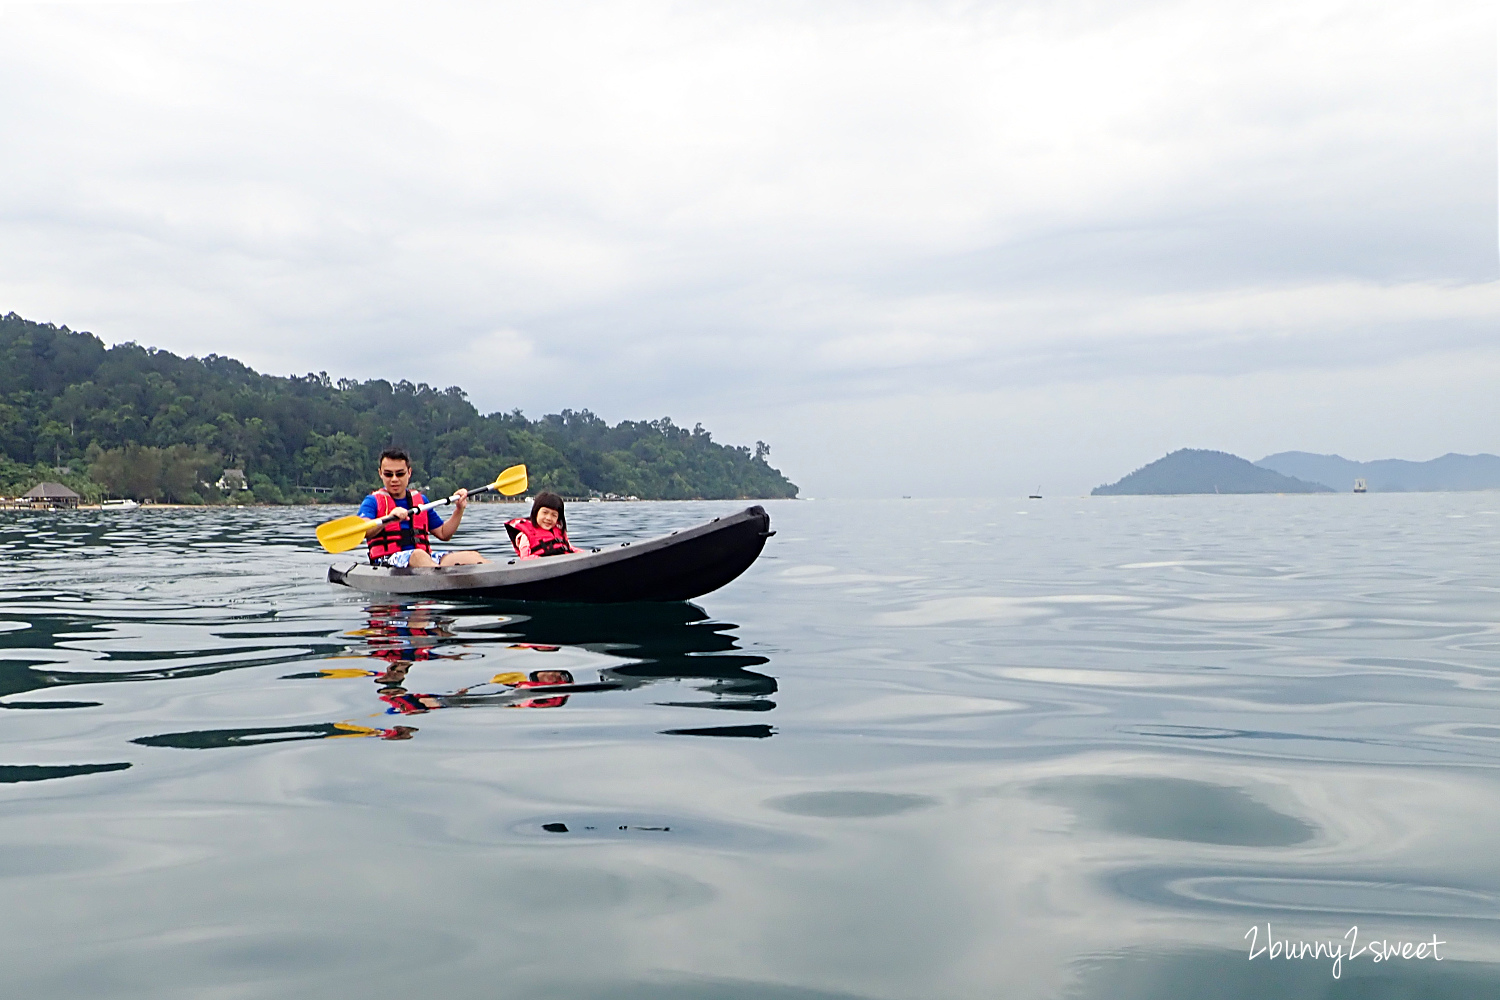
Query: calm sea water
4 495 1500 998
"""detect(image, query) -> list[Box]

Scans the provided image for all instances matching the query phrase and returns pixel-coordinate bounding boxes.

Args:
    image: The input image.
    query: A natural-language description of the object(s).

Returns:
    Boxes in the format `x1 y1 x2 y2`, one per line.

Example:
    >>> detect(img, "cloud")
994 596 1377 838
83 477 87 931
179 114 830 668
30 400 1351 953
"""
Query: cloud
0 0 1492 494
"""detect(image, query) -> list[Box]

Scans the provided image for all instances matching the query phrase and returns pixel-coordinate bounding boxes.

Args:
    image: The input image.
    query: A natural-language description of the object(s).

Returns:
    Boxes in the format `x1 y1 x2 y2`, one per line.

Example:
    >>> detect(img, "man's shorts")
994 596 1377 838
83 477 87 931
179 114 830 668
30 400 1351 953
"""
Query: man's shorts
372 549 451 569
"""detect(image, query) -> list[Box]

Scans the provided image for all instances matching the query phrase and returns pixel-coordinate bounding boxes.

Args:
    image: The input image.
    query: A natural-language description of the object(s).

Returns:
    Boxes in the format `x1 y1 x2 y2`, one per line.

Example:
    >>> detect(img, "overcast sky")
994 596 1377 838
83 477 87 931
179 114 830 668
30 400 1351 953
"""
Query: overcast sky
1 0 1494 496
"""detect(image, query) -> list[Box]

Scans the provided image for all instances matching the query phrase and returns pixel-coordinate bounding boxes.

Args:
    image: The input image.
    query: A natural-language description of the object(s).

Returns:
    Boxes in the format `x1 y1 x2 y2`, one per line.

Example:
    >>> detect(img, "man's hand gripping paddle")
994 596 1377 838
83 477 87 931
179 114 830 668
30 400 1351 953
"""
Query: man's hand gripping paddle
314 464 528 554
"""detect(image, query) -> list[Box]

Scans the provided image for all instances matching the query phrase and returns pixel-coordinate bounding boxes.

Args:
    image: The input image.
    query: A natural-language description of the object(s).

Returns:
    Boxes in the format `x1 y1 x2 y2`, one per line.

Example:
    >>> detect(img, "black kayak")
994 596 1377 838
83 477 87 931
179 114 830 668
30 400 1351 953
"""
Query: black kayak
327 505 774 603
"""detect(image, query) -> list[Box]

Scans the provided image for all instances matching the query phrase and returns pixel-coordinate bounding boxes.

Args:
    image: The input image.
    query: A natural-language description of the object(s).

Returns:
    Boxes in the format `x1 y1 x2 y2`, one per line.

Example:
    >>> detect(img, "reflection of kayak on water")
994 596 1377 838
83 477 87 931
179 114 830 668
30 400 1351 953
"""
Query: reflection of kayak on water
130 600 780 750
328 506 774 602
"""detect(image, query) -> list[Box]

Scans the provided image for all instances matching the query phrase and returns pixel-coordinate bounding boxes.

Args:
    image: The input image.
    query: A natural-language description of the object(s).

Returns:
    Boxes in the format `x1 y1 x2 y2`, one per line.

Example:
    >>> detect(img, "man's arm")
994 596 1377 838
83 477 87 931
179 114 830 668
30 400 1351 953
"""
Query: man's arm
429 490 468 542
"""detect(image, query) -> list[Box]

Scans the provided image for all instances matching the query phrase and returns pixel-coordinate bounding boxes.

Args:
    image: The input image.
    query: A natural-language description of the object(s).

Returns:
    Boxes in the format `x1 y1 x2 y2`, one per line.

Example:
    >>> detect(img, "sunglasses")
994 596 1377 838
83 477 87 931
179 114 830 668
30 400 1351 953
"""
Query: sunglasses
381 469 410 478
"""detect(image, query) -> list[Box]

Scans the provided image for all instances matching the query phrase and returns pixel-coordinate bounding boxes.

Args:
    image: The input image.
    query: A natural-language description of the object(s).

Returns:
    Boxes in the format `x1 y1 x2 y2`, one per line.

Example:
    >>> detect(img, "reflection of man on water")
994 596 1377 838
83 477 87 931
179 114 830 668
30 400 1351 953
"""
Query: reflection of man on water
346 605 467 681
378 687 443 714
352 605 450 640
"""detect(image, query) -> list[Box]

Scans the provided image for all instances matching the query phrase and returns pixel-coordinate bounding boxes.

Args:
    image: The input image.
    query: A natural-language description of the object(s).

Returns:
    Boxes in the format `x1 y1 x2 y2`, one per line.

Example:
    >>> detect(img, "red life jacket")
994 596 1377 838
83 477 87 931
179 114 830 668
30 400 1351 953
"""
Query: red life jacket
367 490 431 563
506 517 575 558
380 691 432 715
516 696 569 709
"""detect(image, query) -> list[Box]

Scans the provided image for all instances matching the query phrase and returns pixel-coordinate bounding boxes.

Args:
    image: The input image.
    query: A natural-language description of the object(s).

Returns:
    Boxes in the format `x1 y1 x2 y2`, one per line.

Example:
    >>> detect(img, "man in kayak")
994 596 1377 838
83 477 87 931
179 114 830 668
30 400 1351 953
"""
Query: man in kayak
505 492 578 559
362 449 490 567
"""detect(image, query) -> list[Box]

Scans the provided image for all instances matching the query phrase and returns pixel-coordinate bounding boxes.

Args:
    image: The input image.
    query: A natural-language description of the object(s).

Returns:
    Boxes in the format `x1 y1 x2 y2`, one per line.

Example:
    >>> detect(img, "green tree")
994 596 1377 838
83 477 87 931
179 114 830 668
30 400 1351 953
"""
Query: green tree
298 431 369 493
90 444 163 500
248 473 286 504
88 443 219 502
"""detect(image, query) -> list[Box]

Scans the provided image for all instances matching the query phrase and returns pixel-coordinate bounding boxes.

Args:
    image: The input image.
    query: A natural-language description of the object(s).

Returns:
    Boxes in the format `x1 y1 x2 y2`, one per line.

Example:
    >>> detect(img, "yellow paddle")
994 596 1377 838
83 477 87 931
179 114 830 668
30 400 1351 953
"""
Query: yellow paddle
315 464 528 554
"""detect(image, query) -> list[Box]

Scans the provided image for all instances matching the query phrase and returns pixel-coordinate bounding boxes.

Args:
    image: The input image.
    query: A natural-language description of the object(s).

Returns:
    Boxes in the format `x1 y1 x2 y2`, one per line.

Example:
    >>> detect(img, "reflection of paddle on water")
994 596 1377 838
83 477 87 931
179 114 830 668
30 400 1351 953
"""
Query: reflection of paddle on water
134 723 418 748
128 667 599 748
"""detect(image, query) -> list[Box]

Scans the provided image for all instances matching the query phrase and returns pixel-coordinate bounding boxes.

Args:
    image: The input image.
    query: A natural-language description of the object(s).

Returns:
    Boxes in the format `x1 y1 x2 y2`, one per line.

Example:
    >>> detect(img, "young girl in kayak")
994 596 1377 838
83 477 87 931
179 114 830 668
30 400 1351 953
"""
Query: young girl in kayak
505 492 578 560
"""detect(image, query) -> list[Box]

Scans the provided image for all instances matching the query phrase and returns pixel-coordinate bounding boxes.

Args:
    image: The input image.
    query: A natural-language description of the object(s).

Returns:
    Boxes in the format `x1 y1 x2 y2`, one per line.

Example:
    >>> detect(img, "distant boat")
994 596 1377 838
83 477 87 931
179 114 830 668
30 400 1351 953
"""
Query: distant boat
1353 478 1368 493
100 499 140 510
1028 485 1042 499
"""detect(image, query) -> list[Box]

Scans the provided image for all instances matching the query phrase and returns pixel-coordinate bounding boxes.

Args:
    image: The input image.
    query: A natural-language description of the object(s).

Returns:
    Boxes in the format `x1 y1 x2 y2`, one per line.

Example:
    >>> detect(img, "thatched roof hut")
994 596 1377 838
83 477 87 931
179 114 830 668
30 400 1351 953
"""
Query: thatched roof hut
23 482 81 508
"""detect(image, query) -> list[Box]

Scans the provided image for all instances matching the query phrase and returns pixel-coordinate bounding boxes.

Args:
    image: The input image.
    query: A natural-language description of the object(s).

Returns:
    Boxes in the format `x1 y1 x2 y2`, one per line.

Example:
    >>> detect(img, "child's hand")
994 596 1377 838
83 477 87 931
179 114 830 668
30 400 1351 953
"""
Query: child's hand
453 488 469 510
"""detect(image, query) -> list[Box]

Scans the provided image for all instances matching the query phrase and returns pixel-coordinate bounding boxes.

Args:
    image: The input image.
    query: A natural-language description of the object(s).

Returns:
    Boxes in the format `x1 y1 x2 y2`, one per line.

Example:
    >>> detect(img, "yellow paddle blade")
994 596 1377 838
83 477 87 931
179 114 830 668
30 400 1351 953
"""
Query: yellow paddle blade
493 464 528 496
328 722 381 738
491 672 527 685
315 514 378 554
320 668 375 679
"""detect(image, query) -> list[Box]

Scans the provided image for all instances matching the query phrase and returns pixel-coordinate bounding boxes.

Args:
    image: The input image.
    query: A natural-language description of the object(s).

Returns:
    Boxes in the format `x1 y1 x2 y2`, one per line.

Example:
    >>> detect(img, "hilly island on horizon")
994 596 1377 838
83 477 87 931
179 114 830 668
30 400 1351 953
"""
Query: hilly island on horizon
0 312 798 504
1095 448 1500 496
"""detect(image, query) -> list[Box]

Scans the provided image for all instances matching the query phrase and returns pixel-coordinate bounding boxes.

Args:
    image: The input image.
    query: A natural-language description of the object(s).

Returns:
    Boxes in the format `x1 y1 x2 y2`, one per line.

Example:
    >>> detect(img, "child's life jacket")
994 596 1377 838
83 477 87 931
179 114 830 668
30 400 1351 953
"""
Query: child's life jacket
505 518 576 559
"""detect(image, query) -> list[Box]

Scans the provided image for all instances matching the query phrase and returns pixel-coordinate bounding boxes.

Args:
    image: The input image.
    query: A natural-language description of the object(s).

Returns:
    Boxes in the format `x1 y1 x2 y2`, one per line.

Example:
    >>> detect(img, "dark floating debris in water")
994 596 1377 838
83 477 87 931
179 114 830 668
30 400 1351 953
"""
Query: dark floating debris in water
536 821 670 835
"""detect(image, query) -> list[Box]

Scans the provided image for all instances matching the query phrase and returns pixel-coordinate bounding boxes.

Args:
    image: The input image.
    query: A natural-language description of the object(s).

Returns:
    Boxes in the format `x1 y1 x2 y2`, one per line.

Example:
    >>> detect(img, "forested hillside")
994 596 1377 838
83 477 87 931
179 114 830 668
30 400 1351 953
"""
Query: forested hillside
0 313 797 503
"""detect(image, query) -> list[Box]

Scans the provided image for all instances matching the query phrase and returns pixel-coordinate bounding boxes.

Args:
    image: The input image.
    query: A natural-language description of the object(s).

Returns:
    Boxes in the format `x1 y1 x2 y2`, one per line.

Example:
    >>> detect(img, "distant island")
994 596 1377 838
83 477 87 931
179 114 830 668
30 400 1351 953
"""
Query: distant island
0 312 798 504
1256 451 1500 493
1093 449 1332 495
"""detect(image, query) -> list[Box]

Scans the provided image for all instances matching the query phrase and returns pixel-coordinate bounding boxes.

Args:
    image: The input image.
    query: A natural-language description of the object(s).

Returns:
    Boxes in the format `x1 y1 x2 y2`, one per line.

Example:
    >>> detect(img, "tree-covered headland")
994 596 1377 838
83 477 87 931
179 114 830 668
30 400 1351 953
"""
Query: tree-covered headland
0 313 798 504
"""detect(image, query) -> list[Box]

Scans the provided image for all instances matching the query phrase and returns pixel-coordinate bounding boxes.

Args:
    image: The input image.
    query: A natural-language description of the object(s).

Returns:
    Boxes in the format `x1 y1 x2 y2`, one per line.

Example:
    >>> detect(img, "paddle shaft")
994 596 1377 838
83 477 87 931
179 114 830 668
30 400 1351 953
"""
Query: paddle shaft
367 483 497 532
314 465 525 554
